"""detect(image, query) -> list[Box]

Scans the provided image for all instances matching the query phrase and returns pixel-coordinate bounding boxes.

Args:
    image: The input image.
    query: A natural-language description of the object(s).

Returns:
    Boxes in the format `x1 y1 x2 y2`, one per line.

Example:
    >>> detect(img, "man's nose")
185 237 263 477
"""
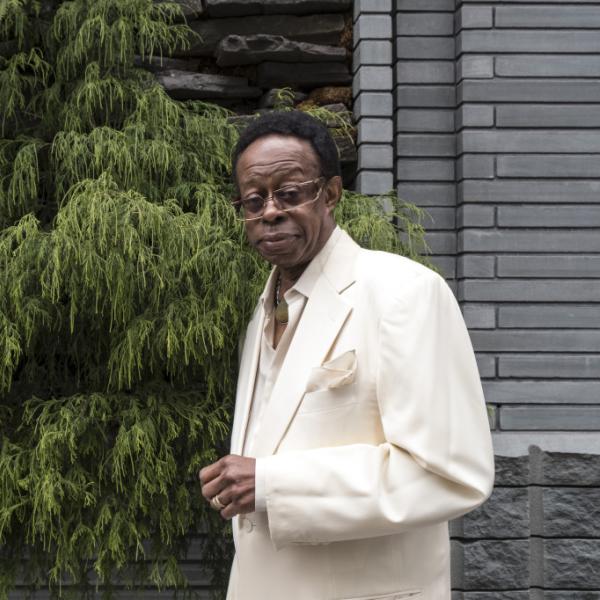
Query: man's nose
261 196 285 221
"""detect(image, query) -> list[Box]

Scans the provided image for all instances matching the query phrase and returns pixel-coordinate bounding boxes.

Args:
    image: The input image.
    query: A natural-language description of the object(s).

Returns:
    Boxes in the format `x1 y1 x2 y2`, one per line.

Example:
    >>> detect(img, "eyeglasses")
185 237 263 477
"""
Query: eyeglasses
233 178 325 222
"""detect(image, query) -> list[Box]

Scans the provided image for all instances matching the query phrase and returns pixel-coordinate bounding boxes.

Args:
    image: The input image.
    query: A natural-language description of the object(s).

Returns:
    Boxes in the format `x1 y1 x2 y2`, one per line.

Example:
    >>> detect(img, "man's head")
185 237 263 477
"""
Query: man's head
232 112 343 281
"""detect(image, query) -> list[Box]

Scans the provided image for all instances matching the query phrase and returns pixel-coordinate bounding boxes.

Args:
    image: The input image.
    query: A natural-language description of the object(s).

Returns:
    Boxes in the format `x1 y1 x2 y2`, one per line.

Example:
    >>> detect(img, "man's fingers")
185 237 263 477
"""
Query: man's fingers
199 457 224 486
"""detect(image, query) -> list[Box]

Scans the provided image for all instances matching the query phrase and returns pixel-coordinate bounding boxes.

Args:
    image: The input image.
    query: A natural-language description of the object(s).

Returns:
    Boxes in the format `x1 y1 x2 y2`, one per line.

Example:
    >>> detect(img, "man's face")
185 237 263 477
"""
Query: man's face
235 134 340 276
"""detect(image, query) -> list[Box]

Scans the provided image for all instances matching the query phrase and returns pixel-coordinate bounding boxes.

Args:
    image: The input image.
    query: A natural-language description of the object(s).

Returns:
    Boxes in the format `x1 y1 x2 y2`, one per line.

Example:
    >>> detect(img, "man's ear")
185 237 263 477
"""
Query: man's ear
323 175 343 213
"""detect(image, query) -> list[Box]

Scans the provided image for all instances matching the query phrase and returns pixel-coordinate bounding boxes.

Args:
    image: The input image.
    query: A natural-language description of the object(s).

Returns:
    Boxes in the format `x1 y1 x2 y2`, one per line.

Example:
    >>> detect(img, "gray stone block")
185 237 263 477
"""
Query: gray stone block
458 56 494 80
135 55 201 73
172 0 204 19
458 205 495 227
462 487 529 539
396 61 455 84
354 0 391 19
429 255 456 279
456 593 529 600
256 62 351 88
497 105 600 128
180 14 345 56
456 105 494 128
206 0 351 16
497 255 600 278
461 540 530 589
457 155 495 180
498 155 600 179
545 539 600 587
499 305 600 329
357 118 393 143
396 134 455 157
500 406 600 431
494 454 529 486
459 79 600 102
396 85 456 107
498 355 600 379
357 144 393 170
397 13 454 36
463 304 496 329
496 6 600 28
540 451 600 486
460 230 600 253
459 280 600 302
457 255 495 278
499 204 600 227
483 381 600 405
396 183 456 206
456 6 494 30
543 487 600 537
472 330 600 352
425 206 456 229
460 180 600 204
397 0 454 9
354 92 393 117
458 30 600 54
396 36 455 59
354 14 392 41
216 35 346 67
396 159 455 181
353 66 393 95
496 55 600 78
396 109 454 132
424 231 457 254
355 170 394 195
156 70 261 99
475 353 496 378
353 41 392 69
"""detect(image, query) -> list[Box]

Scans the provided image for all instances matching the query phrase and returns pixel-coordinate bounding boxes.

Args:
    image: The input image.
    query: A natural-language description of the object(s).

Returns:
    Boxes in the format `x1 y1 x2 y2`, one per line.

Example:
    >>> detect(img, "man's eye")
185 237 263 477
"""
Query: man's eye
275 187 301 204
242 195 264 212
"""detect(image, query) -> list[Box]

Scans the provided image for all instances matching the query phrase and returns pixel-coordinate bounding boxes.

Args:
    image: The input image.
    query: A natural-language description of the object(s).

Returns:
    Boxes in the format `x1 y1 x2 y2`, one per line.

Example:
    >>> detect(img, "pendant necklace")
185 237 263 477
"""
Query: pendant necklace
274 274 289 325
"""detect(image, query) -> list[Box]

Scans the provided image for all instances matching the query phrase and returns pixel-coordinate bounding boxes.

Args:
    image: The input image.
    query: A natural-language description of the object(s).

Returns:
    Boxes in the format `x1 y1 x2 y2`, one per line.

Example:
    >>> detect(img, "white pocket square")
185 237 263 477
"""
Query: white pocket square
305 350 357 393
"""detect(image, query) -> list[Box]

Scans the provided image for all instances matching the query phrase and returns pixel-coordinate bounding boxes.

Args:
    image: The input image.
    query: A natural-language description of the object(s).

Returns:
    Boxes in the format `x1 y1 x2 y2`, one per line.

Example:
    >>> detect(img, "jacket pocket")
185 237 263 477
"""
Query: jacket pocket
339 591 421 600
297 382 358 414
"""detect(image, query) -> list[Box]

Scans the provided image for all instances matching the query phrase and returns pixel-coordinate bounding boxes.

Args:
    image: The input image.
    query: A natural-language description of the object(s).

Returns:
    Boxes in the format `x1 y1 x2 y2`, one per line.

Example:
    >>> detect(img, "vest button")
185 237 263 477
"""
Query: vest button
241 516 255 533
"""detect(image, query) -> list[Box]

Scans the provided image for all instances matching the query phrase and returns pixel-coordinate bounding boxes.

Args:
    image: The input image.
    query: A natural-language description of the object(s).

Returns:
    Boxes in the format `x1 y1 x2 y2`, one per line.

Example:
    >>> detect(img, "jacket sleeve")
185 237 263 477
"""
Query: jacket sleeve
259 270 495 550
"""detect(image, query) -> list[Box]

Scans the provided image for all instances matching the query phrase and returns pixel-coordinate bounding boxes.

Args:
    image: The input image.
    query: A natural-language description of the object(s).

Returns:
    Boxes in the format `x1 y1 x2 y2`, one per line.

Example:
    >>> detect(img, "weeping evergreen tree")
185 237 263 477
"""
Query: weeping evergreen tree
0 1 429 597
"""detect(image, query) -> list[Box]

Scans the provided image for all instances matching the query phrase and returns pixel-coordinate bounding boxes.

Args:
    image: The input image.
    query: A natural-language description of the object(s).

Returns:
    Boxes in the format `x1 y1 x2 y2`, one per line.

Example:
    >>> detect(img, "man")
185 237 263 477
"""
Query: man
200 111 494 600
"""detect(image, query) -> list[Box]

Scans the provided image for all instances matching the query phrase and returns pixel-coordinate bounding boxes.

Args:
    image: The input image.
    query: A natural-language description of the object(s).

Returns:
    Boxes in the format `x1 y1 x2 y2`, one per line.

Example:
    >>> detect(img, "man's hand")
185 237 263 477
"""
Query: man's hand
199 455 256 519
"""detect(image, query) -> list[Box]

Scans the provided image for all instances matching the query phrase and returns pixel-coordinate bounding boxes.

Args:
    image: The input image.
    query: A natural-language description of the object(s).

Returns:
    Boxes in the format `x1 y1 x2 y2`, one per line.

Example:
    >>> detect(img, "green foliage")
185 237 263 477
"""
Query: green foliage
0 4 431 600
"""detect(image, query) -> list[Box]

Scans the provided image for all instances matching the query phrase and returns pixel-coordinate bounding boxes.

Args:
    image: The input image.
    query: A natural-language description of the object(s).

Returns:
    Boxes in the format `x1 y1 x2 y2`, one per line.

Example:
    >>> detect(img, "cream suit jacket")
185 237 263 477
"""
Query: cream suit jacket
228 230 495 600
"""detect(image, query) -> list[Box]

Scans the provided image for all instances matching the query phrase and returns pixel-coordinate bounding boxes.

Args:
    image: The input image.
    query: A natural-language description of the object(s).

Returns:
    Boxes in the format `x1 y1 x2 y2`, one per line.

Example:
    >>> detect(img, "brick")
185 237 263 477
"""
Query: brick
498 355 600 379
476 353 496 378
471 330 600 352
456 6 494 30
425 206 455 229
483 381 600 404
463 304 496 329
497 105 600 128
354 0 391 20
459 280 600 302
497 204 600 227
396 134 455 157
396 109 454 132
353 41 393 70
396 36 454 59
357 144 393 169
397 158 455 181
397 12 454 36
458 30 600 54
460 230 600 253
354 14 392 42
355 170 394 194
459 79 600 102
499 305 600 329
457 155 494 180
496 6 600 28
396 0 454 9
496 55 600 78
539 451 600 486
353 66 392 95
460 130 600 154
424 231 457 254
497 255 600 278
396 183 456 206
396 61 454 84
456 105 494 128
457 255 495 278
354 92 393 117
458 205 495 227
494 455 529 486
501 406 600 430
460 180 600 204
396 85 455 107
543 488 600 537
457 56 493 80
498 155 600 179
357 118 393 143
429 255 456 279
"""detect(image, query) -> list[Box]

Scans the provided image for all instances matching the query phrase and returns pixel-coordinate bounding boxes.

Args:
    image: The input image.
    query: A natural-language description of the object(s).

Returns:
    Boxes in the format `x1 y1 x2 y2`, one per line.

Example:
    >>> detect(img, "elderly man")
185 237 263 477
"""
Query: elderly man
200 111 494 600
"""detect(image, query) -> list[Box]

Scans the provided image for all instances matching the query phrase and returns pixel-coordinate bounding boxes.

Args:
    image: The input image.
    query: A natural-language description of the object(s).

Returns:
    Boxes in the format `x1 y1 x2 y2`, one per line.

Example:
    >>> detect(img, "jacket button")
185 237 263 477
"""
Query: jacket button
240 517 255 533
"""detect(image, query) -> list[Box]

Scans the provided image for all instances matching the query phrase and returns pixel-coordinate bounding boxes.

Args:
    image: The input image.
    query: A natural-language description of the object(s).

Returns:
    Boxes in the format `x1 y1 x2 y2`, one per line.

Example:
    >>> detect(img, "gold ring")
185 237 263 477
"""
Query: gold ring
210 494 225 510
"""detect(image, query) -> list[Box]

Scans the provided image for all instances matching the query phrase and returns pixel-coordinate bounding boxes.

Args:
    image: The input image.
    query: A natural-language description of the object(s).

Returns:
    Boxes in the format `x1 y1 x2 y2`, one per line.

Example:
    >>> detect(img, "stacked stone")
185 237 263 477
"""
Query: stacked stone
451 447 600 599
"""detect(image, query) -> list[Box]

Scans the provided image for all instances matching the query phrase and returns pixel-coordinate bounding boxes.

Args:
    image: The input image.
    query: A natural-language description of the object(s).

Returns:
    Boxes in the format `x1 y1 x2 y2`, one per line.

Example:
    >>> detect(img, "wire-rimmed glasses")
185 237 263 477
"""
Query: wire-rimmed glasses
233 177 325 222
